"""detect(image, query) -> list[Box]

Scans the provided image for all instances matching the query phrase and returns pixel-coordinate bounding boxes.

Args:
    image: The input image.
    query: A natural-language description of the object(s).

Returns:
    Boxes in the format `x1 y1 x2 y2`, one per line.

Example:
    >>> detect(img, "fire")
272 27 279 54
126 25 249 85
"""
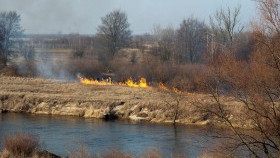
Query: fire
158 82 182 93
172 87 181 93
159 82 168 91
78 75 180 92
78 75 112 86
78 75 149 88
121 78 149 88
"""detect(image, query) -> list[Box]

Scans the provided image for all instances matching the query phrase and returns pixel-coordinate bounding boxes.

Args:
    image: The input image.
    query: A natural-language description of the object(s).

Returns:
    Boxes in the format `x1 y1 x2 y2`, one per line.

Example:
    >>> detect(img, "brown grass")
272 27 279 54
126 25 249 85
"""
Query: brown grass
140 149 160 158
68 144 94 158
100 150 133 158
3 132 40 157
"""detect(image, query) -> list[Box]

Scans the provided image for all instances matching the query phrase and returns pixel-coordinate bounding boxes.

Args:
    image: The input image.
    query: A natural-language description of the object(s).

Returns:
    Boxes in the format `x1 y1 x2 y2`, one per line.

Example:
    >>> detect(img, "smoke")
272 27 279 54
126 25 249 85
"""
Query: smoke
13 45 80 81
34 51 76 81
35 49 80 81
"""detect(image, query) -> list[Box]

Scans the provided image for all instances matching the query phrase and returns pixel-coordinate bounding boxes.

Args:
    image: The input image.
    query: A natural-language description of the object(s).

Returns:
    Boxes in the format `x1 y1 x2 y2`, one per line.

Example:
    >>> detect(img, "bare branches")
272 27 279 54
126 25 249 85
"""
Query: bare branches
256 0 280 34
176 18 207 63
160 87 185 126
210 5 244 47
0 11 23 67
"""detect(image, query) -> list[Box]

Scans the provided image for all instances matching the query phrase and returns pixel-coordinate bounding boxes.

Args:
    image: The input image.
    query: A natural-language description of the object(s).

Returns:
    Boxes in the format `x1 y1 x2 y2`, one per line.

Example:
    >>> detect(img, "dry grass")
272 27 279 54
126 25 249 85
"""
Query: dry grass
140 149 160 158
100 150 133 158
3 132 40 157
67 147 189 158
68 144 94 158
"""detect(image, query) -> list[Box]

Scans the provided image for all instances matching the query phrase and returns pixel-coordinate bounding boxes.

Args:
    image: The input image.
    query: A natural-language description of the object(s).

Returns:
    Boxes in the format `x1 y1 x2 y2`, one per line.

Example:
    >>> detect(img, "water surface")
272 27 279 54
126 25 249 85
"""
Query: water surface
0 113 214 158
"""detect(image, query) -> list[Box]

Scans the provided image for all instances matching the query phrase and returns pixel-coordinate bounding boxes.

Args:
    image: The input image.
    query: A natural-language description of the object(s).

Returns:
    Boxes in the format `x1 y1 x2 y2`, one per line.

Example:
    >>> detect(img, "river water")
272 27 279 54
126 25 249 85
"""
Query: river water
0 113 215 158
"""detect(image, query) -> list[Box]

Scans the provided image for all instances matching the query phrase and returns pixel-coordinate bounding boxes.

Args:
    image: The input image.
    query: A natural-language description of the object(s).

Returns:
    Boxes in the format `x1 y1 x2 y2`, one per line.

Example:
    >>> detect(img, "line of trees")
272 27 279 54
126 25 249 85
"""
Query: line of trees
0 6 255 72
90 6 253 77
0 7 251 74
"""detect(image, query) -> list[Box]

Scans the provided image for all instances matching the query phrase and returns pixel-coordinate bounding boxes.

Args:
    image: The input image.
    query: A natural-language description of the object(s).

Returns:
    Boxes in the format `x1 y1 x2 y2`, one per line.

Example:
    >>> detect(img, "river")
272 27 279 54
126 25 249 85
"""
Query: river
0 113 215 158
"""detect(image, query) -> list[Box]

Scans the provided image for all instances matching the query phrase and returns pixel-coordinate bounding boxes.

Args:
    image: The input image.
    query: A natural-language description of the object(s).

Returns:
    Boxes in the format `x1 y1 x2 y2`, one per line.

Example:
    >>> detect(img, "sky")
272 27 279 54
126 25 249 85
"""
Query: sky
0 0 258 35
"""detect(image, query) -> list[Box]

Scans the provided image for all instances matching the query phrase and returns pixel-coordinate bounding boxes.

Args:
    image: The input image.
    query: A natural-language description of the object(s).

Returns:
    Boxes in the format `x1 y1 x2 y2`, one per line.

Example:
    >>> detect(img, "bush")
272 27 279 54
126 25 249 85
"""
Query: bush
100 150 133 158
140 149 160 158
3 132 40 157
68 144 95 158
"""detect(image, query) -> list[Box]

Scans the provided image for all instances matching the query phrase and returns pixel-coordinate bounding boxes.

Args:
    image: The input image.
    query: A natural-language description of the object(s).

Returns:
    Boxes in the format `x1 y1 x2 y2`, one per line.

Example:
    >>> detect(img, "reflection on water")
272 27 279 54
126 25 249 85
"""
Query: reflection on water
0 113 214 158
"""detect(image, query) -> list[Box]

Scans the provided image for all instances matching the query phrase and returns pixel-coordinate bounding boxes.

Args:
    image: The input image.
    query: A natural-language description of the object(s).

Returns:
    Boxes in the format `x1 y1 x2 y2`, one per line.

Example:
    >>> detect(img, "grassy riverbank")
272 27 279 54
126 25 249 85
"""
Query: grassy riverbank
0 75 249 128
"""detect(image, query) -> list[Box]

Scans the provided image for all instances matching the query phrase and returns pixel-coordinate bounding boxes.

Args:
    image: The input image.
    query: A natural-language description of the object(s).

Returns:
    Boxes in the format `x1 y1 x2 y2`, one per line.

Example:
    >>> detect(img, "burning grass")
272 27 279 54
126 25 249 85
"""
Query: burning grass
78 75 113 86
78 75 149 88
119 77 148 88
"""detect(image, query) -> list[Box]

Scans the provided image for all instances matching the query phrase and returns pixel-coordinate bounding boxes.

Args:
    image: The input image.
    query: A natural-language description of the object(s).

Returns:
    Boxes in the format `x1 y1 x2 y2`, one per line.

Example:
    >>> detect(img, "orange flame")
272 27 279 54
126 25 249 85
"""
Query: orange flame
78 75 112 86
158 82 182 93
78 75 149 88
121 78 149 88
159 82 168 91
172 87 181 93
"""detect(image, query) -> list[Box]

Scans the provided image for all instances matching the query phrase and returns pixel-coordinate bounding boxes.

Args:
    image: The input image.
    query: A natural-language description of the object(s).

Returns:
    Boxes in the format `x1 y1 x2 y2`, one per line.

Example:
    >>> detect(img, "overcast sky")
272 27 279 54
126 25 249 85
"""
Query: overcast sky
0 0 257 35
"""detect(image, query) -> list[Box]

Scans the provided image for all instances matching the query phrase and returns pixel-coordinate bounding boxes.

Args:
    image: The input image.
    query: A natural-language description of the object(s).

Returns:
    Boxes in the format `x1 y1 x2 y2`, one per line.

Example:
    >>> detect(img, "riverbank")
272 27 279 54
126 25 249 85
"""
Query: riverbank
0 75 248 128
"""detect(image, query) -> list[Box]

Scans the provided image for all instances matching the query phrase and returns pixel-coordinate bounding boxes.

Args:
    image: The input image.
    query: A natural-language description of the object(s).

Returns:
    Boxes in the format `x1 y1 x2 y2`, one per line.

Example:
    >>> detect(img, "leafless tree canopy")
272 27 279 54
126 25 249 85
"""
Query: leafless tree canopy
176 18 207 63
257 0 280 34
152 25 176 62
0 11 23 67
97 10 132 58
210 5 243 46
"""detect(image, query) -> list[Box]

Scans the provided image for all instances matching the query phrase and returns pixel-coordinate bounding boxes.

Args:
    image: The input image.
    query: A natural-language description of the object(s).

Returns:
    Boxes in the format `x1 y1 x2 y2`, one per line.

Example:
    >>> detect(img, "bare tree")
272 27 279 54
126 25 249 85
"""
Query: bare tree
152 25 176 62
97 10 132 61
256 0 280 34
210 6 244 47
166 90 184 126
0 11 23 68
159 85 185 126
176 18 207 63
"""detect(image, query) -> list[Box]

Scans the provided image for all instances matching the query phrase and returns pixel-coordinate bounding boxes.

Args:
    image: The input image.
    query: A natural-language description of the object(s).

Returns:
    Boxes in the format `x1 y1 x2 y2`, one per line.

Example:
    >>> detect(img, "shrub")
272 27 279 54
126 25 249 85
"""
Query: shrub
140 149 160 158
100 149 133 158
3 132 40 157
68 144 95 158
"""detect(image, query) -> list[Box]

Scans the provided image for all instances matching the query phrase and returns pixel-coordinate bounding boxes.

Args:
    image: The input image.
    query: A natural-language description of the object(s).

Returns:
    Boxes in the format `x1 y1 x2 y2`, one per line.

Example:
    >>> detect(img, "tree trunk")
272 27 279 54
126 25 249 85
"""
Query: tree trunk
0 51 7 69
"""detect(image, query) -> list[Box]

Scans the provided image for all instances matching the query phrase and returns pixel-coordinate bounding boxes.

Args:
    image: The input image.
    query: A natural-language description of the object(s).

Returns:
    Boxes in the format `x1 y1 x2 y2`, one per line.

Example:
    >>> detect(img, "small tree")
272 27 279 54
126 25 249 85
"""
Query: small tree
97 10 132 62
159 85 185 126
0 11 23 68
